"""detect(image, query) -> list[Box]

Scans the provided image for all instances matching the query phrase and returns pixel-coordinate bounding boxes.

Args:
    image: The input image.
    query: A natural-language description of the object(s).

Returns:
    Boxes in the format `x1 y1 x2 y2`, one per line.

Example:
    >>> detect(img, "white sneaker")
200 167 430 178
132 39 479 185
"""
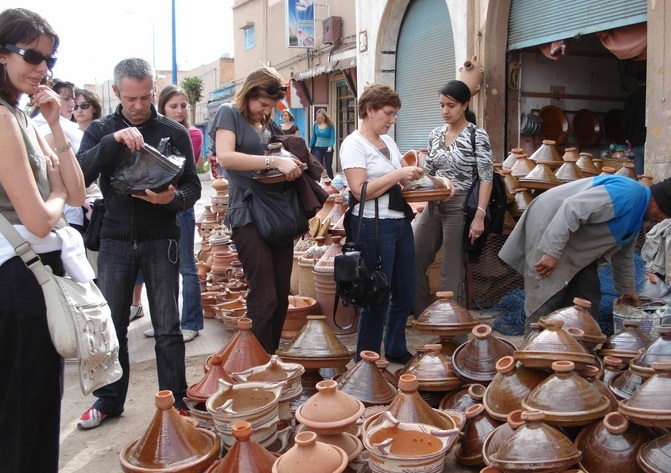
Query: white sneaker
129 305 144 321
182 329 199 342
143 327 154 337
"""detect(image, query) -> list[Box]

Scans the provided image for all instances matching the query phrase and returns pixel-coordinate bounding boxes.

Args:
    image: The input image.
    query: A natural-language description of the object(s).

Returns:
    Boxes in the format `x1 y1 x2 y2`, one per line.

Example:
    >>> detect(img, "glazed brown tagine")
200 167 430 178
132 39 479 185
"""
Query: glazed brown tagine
451 324 517 384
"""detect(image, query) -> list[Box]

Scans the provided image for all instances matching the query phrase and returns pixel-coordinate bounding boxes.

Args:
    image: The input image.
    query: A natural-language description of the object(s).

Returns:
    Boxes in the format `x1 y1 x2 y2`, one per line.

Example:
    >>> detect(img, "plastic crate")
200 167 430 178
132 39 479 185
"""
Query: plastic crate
612 299 671 338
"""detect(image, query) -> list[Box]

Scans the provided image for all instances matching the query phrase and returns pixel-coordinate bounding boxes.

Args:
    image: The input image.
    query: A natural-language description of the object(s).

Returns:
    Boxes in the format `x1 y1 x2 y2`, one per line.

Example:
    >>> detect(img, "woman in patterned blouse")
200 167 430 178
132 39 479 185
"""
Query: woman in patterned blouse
413 80 493 313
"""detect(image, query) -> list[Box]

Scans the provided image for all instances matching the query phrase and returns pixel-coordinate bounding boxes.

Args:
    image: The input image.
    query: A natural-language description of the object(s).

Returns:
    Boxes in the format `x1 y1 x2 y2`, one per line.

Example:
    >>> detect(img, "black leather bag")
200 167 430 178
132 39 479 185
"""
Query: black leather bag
244 185 308 247
84 198 105 251
334 182 389 309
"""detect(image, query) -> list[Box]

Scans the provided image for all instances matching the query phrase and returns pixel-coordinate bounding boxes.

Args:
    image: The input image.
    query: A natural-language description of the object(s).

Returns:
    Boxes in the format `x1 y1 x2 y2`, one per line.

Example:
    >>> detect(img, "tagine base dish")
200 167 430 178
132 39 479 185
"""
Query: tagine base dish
517 179 560 191
401 189 452 202
514 351 594 371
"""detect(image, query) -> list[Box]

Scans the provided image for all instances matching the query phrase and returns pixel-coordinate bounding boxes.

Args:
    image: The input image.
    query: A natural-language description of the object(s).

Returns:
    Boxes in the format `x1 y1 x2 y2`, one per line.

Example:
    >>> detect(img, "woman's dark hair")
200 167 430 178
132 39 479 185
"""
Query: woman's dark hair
158 84 190 128
0 8 59 105
439 80 477 125
75 88 103 120
358 83 402 118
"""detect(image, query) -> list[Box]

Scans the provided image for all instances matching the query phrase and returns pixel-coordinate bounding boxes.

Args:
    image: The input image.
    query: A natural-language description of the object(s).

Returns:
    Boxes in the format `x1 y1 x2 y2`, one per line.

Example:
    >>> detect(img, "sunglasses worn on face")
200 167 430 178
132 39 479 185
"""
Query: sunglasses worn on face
3 44 57 69
73 103 91 110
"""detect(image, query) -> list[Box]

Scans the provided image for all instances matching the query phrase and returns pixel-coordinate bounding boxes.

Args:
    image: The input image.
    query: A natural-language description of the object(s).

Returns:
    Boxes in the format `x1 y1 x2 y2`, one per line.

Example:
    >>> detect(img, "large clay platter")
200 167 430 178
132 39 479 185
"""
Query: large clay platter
539 105 569 144
572 108 601 146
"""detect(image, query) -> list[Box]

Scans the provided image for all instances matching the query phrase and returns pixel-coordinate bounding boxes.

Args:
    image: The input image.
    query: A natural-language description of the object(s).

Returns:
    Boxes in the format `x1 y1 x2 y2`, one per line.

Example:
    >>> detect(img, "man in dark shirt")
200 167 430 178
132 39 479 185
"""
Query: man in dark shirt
622 71 647 175
75 58 201 429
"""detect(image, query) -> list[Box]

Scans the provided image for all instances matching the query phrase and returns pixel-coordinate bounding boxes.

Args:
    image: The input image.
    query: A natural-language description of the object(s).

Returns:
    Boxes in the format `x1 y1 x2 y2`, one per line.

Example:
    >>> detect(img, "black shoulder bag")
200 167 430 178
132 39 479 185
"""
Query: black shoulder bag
334 182 390 319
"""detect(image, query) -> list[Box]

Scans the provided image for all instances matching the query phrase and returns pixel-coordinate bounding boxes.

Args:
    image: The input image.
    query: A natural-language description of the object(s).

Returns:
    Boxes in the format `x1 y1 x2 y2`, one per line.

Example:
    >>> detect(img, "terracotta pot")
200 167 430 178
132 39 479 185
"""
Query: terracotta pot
481 410 525 466
375 359 399 388
609 357 653 400
439 383 487 413
297 236 327 300
273 431 348 473
364 411 460 473
204 317 270 378
637 432 671 472
577 152 599 176
634 325 671 368
599 320 654 363
187 354 230 403
619 361 671 427
616 162 638 180
529 139 563 165
281 295 318 340
403 344 464 392
510 154 536 178
499 168 520 196
205 421 277 473
459 55 485 96
555 160 585 182
120 391 219 473
581 365 620 413
602 356 626 387
592 157 604 172
412 291 479 337
509 188 534 218
502 148 524 170
455 404 501 467
400 149 418 167
543 298 607 348
482 356 546 421
294 379 365 436
601 166 617 175
519 160 561 188
522 360 611 427
452 324 517 384
337 351 397 406
275 316 354 369
574 412 655 473
294 424 363 462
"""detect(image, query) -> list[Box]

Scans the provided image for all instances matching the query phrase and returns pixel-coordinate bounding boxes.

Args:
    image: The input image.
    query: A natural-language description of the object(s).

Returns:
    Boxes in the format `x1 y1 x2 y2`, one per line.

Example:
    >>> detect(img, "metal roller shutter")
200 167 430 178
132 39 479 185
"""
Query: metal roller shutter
395 0 455 153
508 0 647 51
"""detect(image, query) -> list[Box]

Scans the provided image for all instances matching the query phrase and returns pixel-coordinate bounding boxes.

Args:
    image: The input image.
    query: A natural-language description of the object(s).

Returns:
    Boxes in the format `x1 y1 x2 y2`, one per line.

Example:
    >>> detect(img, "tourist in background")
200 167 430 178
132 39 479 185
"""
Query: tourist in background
310 107 336 178
73 88 102 132
280 109 299 135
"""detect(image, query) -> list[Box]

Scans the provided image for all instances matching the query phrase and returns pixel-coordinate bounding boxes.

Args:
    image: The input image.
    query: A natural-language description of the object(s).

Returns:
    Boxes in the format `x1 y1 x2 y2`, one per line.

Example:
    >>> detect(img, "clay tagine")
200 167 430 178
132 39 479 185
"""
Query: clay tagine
522 360 611 426
509 188 534 218
451 324 517 384
273 431 348 473
636 432 671 473
187 354 229 404
618 361 671 427
542 298 607 349
294 379 365 436
412 291 479 337
555 148 585 182
633 324 671 369
529 139 563 165
518 160 562 189
615 162 638 180
336 351 397 406
601 355 625 387
609 356 654 400
120 391 219 473
205 421 277 473
204 317 270 377
454 403 501 467
581 365 620 413
510 153 536 178
598 320 654 363
403 344 464 392
576 152 599 176
502 148 524 169
481 410 525 466
482 356 546 421
439 383 486 413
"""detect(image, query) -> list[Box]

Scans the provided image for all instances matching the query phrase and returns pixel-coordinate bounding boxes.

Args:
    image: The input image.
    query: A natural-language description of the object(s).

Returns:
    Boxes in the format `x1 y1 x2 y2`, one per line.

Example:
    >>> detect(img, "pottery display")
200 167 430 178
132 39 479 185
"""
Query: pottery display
336 351 397 406
609 357 653 400
555 149 585 182
455 403 501 467
187 354 229 404
616 162 638 180
542 298 607 348
488 410 582 472
522 361 611 426
514 319 596 370
519 160 561 190
403 344 464 392
120 391 219 473
481 410 525 466
482 356 546 421
510 154 536 178
581 365 620 413
574 412 655 473
412 291 479 337
273 431 348 473
576 152 599 176
602 356 626 387
529 139 563 164
619 361 671 427
637 432 671 473
281 295 318 339
276 316 354 369
364 411 461 473
295 379 365 436
452 324 517 384
205 421 277 473
599 320 654 362
439 383 486 413
206 379 283 450
503 148 524 170
205 317 270 377
634 325 671 368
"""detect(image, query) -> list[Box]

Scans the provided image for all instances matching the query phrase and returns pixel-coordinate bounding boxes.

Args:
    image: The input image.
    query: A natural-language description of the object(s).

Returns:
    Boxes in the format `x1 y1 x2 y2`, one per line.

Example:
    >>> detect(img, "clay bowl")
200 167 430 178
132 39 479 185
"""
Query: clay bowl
400 149 418 167
635 325 671 368
294 379 365 436
272 431 348 473
482 356 547 421
574 412 655 473
281 295 318 340
454 404 501 467
364 411 461 473
514 319 596 371
609 358 653 400
336 351 397 406
598 320 654 362
522 360 611 427
482 410 525 466
403 344 464 392
488 409 582 473
618 361 671 427
637 432 671 473
452 324 517 384
439 383 487 413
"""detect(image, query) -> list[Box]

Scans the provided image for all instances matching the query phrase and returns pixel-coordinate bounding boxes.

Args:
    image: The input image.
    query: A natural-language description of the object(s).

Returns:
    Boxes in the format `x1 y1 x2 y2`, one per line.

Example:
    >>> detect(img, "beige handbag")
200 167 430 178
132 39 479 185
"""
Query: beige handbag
0 214 122 395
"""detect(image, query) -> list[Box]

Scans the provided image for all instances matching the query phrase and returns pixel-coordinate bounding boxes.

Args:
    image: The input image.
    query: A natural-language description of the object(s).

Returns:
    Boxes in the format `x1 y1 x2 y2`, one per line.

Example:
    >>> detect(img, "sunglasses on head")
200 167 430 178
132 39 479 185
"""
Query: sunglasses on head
73 103 91 110
3 44 57 69
262 85 287 96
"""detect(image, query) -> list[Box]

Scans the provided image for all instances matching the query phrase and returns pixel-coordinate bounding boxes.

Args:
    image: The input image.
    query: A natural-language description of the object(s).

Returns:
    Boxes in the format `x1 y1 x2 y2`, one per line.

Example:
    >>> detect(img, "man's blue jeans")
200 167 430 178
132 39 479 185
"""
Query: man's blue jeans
93 239 187 414
351 216 415 360
178 208 203 331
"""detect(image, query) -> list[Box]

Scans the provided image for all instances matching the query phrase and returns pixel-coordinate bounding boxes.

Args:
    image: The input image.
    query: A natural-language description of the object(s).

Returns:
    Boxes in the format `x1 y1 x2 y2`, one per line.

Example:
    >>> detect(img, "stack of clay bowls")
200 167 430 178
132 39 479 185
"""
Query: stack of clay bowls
336 351 397 407
206 379 284 450
363 411 460 473
213 296 248 332
451 324 517 385
542 298 607 351
412 291 479 354
294 380 365 466
232 355 305 423
120 391 220 473
205 421 278 473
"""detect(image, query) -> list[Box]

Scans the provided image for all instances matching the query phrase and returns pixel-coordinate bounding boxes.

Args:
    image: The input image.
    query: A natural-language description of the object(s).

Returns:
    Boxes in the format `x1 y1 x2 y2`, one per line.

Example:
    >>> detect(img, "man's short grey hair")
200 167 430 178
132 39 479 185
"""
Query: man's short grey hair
113 58 155 90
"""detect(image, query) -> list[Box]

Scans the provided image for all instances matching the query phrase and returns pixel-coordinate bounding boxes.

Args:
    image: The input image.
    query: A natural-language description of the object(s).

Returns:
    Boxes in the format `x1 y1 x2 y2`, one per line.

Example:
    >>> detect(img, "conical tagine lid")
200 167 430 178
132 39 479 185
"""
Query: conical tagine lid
275 316 354 368
206 421 277 473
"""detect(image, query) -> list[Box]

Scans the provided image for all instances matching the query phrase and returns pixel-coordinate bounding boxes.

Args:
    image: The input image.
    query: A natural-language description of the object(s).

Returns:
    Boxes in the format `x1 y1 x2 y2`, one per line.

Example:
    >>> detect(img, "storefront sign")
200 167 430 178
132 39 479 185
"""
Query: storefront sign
286 0 316 48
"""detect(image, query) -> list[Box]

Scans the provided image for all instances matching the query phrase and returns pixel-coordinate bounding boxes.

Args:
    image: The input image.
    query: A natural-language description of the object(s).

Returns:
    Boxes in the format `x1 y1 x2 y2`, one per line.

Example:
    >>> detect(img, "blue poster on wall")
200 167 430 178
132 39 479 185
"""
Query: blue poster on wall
286 0 316 48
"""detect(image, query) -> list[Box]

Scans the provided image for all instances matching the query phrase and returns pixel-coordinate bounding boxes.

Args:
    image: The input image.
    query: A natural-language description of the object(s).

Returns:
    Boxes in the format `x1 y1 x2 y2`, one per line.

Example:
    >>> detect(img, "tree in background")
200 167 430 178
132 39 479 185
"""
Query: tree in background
181 76 204 126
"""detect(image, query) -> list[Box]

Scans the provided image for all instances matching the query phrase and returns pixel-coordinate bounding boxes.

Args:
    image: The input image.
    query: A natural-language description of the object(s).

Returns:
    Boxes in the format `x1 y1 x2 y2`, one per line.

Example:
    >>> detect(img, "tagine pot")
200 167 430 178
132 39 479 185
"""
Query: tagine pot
609 357 654 400
503 148 524 169
205 421 277 473
403 344 464 392
336 351 397 406
598 320 654 363
455 403 502 467
439 383 486 413
581 364 619 413
618 361 671 427
574 412 655 473
294 423 363 463
452 324 517 384
510 188 534 218
542 298 607 349
522 360 611 427
482 356 546 421
637 432 671 473
481 410 525 466
120 390 219 473
602 355 626 387
273 431 348 473
529 139 563 165
204 317 270 377
634 325 671 368
187 354 229 404
510 154 536 178
412 291 479 337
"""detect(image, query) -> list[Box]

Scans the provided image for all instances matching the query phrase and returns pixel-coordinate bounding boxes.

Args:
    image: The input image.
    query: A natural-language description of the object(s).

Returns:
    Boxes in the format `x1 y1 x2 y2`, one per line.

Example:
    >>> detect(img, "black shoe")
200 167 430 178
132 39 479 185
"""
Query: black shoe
385 351 413 365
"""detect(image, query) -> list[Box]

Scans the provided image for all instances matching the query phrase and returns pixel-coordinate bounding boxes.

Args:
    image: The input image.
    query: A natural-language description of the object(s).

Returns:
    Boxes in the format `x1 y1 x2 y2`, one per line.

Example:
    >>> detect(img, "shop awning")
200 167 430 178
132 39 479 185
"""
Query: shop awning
292 57 356 82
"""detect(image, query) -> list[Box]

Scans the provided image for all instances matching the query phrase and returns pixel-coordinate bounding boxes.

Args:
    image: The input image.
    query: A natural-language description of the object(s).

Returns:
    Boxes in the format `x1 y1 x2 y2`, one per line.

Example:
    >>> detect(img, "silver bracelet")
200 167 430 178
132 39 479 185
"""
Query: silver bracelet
477 206 487 215
53 140 72 154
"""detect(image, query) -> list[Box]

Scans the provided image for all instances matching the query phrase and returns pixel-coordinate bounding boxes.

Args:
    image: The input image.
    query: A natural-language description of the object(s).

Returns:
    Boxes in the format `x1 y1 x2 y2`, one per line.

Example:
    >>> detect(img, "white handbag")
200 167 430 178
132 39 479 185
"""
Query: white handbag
0 214 122 395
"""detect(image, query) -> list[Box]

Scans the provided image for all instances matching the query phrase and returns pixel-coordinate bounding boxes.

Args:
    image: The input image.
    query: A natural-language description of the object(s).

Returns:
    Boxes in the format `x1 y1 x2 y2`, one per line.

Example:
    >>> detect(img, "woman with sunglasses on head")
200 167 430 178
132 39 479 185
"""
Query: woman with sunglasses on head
339 83 437 365
210 66 305 354
0 8 86 472
73 88 102 132
309 108 336 178
413 80 493 314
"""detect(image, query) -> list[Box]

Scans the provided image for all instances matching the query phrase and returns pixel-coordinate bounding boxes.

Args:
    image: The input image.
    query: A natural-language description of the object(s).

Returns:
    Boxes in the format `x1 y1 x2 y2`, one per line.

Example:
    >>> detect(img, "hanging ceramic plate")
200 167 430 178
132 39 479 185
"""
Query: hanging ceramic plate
603 109 626 144
572 109 601 146
539 105 569 145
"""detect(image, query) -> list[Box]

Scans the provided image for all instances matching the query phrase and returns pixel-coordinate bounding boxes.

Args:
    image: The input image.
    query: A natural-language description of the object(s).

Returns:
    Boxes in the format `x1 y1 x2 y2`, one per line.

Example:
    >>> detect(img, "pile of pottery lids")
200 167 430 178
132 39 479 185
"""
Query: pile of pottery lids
500 141 651 224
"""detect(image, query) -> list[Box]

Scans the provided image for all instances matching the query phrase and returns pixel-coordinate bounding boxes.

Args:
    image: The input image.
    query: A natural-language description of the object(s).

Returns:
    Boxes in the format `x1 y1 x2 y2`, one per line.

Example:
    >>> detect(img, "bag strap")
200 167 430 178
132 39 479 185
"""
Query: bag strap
353 181 368 244
0 213 52 285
